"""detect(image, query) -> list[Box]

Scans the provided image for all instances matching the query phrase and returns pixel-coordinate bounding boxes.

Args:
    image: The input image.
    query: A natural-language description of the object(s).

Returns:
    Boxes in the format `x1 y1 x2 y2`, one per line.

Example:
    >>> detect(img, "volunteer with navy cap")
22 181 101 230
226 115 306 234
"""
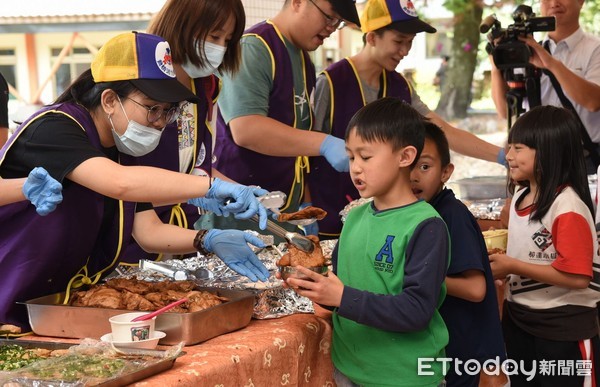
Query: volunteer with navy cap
0 32 271 331
310 0 504 238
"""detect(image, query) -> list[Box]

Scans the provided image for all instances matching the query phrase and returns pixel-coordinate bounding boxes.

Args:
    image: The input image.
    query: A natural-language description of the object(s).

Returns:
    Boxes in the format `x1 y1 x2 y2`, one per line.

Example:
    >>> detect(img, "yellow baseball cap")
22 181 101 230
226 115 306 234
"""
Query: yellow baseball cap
91 32 199 104
360 0 436 34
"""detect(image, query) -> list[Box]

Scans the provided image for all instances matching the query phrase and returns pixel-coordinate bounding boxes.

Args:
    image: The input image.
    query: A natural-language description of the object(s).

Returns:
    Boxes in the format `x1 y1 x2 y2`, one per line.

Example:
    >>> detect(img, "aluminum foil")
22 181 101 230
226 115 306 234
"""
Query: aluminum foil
112 232 338 319
339 197 373 223
463 198 506 220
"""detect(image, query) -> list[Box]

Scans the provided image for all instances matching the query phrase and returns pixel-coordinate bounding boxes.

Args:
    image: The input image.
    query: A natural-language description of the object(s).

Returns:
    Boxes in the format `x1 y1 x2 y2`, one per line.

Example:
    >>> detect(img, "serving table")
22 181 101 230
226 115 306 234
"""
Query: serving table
19 312 335 386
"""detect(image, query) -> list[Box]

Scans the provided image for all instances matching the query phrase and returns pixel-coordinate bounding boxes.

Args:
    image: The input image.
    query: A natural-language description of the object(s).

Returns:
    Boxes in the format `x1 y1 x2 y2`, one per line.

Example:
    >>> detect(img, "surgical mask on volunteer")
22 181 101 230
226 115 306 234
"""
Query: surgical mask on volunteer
108 98 163 157
181 41 227 78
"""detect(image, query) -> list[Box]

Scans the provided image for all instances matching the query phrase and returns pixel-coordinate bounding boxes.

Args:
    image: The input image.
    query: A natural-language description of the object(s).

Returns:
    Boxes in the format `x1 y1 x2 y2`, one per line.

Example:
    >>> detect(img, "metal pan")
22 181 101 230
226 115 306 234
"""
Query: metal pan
22 287 255 345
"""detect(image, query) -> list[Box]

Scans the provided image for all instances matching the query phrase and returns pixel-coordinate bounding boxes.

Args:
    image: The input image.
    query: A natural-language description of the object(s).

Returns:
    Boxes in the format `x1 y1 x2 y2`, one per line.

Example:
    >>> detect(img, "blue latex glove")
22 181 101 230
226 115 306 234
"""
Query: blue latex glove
187 197 231 217
203 229 269 282
205 178 268 229
319 135 349 172
497 148 508 167
22 167 63 216
298 202 319 236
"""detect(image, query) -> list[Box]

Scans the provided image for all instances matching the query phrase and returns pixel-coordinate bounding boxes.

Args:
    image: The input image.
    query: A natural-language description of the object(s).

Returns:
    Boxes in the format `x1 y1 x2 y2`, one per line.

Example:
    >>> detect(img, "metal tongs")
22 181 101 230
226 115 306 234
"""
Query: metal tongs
258 191 317 226
251 215 315 253
255 191 315 253
139 260 214 280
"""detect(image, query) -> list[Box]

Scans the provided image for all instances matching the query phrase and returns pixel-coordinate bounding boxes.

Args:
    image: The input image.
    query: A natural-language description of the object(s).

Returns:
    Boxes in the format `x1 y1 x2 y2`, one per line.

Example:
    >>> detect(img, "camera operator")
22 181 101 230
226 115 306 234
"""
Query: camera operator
489 0 600 173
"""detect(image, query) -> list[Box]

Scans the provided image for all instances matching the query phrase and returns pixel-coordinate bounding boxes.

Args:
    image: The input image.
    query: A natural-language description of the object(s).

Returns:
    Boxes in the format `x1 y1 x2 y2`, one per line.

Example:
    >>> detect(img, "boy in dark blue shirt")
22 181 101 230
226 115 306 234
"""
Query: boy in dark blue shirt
410 122 506 386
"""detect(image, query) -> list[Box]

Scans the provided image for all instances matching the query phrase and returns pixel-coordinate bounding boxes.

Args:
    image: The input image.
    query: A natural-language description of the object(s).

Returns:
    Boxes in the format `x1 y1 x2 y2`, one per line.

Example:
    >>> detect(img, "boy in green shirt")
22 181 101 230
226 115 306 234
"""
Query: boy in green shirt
286 98 450 386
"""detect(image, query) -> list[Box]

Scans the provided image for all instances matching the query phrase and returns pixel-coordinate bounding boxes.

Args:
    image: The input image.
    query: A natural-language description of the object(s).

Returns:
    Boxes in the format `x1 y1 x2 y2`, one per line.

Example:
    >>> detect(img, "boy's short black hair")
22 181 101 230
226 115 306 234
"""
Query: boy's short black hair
346 97 426 166
423 121 451 167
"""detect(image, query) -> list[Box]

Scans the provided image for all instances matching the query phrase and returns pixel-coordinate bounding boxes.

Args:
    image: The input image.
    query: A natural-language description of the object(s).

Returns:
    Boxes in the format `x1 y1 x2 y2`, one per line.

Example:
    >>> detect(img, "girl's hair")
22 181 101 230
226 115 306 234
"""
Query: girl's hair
147 0 246 75
346 97 425 166
423 122 450 167
54 69 136 109
508 105 593 221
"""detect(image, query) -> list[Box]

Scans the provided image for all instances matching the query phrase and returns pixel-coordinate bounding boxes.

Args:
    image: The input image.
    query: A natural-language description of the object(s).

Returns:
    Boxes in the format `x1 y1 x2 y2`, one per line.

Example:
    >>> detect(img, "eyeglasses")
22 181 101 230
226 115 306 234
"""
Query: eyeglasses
308 0 345 30
125 97 180 125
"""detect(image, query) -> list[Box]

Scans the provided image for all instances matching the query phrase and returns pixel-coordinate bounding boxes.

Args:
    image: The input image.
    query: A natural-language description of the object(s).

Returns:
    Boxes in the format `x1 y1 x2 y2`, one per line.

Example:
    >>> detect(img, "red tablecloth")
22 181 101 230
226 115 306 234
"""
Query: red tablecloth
21 313 335 386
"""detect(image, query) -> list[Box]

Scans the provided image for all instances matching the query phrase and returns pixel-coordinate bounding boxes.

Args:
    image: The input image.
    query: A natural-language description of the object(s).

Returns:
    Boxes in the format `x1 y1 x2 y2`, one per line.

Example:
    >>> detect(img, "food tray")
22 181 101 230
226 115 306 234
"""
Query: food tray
0 338 178 386
452 175 508 200
23 287 255 345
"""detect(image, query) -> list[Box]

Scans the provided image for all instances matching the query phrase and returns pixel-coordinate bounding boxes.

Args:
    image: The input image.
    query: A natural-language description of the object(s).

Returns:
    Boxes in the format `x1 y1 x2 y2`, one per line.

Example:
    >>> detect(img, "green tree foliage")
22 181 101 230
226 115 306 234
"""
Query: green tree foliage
436 0 600 119
581 0 600 34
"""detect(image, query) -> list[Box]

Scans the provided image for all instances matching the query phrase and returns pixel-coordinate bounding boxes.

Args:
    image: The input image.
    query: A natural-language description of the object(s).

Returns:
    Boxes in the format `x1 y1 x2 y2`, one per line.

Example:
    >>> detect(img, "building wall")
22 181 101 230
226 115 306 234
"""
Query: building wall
0 0 450 124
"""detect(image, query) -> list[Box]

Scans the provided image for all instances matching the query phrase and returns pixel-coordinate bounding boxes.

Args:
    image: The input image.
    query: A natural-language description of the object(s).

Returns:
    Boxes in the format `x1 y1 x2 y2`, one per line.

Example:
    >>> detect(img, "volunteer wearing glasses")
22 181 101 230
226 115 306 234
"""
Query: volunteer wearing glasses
123 97 181 126
0 32 270 331
119 0 250 264
213 0 360 235
309 0 345 29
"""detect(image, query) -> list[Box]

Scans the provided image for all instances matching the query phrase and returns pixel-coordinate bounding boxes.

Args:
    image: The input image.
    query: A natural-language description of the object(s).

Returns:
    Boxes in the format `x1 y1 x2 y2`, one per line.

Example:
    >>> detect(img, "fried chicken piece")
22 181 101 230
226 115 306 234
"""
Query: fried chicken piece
277 206 327 222
121 290 156 311
487 248 506 255
187 291 226 313
105 278 154 294
152 280 196 293
144 292 164 306
277 235 325 267
69 279 228 313
0 324 21 334
72 287 123 309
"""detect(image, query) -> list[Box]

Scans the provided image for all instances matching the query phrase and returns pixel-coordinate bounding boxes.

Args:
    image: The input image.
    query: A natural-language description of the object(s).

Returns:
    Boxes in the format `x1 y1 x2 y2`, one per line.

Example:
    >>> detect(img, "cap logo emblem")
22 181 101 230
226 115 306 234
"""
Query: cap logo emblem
154 41 176 79
399 0 418 17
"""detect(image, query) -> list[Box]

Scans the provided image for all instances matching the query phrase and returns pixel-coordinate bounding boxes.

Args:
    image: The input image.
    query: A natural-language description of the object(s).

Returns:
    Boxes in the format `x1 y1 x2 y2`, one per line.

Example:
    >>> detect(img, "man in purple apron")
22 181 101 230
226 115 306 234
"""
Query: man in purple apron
213 0 361 234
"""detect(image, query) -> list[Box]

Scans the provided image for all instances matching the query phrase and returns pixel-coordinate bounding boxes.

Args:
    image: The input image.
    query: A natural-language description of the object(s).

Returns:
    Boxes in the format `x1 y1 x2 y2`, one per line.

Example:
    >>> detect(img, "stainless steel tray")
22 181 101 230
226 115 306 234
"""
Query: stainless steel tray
0 338 178 386
23 287 255 345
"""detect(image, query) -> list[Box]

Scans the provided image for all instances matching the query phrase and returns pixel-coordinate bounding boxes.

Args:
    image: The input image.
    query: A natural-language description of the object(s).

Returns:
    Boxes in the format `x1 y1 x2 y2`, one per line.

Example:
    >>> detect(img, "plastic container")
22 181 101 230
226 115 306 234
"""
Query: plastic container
453 176 508 200
100 331 166 350
109 312 156 342
482 229 508 251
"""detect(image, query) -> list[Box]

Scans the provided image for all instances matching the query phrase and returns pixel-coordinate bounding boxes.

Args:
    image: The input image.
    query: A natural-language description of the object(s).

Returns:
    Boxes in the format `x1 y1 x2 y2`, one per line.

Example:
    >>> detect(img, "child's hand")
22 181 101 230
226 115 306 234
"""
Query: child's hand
275 270 291 289
285 266 344 308
489 253 514 280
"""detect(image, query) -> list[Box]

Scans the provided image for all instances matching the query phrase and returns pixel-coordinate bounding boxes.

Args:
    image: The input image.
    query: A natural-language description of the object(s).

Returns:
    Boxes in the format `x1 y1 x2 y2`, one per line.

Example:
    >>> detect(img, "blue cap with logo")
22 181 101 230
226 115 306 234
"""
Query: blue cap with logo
360 0 436 34
91 31 199 103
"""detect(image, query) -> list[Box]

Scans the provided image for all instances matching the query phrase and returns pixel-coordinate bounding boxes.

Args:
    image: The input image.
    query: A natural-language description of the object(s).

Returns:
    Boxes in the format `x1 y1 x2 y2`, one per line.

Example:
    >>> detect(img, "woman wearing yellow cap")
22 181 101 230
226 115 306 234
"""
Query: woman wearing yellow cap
119 0 249 263
0 31 270 332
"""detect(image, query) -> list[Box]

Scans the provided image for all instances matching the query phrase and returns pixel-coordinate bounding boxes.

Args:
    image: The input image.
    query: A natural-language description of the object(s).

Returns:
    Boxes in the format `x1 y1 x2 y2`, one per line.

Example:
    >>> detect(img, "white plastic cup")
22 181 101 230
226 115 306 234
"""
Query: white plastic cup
109 312 156 342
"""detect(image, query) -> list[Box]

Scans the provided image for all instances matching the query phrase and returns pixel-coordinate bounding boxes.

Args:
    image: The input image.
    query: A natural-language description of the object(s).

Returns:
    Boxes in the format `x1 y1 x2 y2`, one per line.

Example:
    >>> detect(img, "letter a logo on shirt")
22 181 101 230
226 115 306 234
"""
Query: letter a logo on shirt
375 235 395 264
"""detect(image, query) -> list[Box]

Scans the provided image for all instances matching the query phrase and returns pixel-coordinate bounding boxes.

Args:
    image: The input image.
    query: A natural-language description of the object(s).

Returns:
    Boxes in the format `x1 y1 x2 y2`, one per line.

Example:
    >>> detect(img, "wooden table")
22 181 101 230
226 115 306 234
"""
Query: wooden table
20 313 335 386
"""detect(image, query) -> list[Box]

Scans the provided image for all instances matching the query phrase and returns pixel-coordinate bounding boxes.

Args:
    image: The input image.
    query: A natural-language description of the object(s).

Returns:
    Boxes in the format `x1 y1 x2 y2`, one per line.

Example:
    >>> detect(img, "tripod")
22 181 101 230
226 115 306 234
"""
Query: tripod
503 65 542 128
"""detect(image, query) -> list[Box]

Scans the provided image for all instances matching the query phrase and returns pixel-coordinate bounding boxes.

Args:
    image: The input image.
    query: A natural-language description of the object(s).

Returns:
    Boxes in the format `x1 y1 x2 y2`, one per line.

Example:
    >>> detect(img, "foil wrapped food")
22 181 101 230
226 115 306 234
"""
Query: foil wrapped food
111 233 338 320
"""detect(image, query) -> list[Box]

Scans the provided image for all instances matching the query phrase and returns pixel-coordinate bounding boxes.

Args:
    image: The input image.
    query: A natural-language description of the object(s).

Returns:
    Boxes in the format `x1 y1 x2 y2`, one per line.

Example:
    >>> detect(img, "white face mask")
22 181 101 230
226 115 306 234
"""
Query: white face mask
109 99 163 157
181 41 227 78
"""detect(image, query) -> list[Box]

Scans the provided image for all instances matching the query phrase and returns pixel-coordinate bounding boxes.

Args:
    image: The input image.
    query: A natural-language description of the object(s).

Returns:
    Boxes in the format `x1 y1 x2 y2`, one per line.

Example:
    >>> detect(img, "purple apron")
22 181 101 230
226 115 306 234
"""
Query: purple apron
214 21 316 211
0 103 135 329
308 59 412 236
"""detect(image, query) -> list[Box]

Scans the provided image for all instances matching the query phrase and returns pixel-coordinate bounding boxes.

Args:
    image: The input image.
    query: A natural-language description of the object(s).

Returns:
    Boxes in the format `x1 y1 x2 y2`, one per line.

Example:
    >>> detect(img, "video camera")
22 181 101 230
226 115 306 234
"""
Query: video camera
480 5 555 70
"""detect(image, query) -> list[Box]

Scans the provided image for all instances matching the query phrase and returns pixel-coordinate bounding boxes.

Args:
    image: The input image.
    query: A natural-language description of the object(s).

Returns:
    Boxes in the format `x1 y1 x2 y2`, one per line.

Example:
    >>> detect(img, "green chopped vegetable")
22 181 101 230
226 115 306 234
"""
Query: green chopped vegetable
0 344 42 371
